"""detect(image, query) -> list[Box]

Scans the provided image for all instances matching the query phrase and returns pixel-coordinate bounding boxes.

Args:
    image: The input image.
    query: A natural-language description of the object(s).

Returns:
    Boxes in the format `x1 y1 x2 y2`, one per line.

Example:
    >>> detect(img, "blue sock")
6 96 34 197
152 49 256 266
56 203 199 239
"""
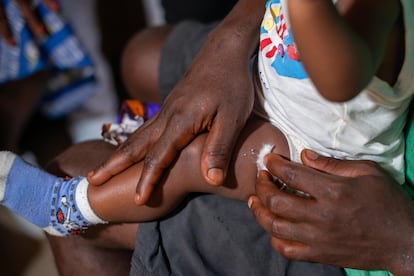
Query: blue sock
0 151 107 236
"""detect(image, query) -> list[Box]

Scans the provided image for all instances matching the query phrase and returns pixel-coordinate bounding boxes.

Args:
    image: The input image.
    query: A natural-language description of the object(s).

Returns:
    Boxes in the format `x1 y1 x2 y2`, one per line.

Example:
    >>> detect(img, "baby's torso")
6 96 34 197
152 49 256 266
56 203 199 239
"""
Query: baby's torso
257 0 414 183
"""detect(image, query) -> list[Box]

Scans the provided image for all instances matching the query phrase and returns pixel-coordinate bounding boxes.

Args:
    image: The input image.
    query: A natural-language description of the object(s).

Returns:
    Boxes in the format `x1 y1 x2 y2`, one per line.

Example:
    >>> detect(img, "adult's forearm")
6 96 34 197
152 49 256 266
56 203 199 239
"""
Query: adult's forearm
202 0 266 60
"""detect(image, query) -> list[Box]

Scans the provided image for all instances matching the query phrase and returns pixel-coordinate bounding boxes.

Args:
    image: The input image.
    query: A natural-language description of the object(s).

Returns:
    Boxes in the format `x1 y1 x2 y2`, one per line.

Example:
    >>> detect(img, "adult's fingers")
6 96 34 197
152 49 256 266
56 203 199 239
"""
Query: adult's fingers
264 150 385 199
248 194 280 236
86 145 141 185
135 117 197 204
249 177 333 263
248 191 315 245
268 236 311 262
263 153 339 198
253 171 319 222
87 119 159 185
200 113 245 186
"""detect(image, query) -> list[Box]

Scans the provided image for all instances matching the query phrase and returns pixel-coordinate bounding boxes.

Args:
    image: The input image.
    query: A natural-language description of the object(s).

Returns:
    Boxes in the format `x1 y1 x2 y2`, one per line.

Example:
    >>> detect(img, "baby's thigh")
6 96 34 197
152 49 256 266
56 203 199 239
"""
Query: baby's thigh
46 140 116 177
237 117 289 161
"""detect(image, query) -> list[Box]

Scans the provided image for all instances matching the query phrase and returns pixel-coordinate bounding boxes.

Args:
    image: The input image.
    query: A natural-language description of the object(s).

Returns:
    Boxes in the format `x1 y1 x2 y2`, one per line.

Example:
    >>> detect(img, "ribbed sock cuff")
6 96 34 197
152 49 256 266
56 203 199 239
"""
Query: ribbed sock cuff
75 178 107 224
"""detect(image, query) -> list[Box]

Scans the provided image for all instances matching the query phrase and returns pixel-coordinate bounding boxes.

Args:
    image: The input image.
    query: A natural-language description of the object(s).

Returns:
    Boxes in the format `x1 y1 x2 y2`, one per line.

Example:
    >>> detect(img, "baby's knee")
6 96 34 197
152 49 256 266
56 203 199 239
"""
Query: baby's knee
121 26 173 102
46 140 116 177
239 119 289 160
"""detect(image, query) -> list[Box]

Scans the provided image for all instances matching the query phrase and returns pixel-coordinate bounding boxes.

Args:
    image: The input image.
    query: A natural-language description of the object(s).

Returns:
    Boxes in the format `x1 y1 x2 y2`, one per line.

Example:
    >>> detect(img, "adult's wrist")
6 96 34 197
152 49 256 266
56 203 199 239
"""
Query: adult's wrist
205 0 265 58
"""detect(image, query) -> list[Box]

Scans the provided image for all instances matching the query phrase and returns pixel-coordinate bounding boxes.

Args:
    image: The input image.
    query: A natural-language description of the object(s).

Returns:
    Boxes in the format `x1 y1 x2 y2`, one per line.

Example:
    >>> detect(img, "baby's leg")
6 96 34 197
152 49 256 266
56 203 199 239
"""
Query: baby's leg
85 117 289 222
0 117 287 235
46 141 136 276
46 139 117 178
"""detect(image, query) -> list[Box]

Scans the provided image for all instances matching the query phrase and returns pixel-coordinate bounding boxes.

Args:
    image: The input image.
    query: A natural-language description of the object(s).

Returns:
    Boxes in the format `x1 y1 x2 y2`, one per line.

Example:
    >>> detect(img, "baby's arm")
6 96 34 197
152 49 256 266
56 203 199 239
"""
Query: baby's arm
287 0 401 101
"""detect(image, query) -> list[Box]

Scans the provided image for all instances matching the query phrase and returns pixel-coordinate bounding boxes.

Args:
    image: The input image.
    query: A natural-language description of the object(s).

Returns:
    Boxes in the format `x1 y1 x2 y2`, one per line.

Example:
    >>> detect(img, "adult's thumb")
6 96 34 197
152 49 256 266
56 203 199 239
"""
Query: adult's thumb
300 149 369 178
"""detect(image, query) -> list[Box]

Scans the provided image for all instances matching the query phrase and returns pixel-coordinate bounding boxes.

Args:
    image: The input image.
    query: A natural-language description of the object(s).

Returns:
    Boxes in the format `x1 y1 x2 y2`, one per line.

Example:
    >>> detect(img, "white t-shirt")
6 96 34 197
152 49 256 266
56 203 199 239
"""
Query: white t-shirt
257 0 414 184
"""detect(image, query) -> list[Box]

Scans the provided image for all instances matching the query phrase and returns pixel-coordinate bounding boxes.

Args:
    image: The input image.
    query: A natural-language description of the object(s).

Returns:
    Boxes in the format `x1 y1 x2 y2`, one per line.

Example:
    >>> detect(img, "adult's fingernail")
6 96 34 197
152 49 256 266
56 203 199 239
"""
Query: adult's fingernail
134 194 142 205
248 197 253 208
207 168 224 185
304 150 319 160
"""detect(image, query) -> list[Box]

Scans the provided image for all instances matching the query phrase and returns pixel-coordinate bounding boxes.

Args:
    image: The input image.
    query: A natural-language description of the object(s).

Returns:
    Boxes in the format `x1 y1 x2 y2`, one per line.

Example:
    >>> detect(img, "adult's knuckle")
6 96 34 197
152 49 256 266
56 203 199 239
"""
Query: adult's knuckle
118 141 135 157
326 185 342 201
228 114 246 129
143 152 159 169
320 157 341 172
282 166 298 185
360 159 382 174
304 228 318 242
268 195 289 213
271 218 282 237
251 205 268 224
96 160 109 172
277 244 298 260
251 205 263 220
206 144 228 160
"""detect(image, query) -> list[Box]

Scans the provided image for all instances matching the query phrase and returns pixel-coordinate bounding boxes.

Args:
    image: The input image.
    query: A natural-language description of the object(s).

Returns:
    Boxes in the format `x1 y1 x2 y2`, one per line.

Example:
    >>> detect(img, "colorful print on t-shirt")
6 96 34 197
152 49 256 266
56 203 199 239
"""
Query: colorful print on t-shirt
260 0 307 79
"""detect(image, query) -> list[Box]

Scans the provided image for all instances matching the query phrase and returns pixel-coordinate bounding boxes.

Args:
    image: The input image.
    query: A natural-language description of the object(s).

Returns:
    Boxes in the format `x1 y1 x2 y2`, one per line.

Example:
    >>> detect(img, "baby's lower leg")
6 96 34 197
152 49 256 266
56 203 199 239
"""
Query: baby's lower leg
0 151 106 236
86 117 289 223
0 118 287 235
0 140 115 236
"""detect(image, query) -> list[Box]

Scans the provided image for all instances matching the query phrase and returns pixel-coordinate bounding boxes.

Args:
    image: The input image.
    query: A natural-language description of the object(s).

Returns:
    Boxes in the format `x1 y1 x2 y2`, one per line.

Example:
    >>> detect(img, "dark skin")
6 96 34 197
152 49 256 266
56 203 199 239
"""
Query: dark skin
50 0 410 275
44 116 289 276
245 1 410 274
287 0 402 101
0 71 48 152
41 2 267 271
88 0 267 204
46 140 137 276
121 25 173 104
249 150 414 276
50 117 289 223
88 0 404 202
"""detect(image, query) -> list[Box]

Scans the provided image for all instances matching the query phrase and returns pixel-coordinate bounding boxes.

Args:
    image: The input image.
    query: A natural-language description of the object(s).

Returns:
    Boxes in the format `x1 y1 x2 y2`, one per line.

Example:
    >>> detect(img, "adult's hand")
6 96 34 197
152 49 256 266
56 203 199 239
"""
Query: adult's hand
89 40 254 205
0 0 58 45
88 0 266 205
249 149 414 275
